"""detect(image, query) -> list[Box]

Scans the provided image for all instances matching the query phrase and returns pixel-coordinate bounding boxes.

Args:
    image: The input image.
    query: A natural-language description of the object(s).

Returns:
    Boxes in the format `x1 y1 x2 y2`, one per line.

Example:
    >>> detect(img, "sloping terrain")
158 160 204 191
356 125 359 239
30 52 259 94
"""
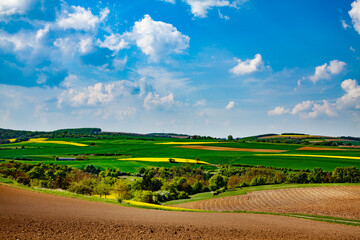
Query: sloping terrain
1 185 360 239
175 186 360 219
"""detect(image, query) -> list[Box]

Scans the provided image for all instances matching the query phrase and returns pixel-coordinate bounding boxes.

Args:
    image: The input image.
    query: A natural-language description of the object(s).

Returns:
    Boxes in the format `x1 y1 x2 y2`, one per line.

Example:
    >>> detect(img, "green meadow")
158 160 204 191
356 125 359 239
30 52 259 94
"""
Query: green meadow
0 137 359 172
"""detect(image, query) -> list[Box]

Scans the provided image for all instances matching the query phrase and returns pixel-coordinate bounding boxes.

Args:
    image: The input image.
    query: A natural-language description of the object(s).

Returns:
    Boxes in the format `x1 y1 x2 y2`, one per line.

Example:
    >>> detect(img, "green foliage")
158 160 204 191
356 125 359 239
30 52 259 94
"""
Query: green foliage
209 174 227 191
113 179 132 200
68 178 97 195
133 190 158 203
95 181 112 198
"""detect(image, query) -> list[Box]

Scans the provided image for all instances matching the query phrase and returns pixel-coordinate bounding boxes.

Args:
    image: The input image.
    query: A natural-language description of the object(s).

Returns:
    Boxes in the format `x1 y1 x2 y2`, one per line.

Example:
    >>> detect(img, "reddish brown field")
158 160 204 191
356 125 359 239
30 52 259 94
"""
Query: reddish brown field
297 146 346 151
175 186 360 220
176 145 287 153
1 185 360 239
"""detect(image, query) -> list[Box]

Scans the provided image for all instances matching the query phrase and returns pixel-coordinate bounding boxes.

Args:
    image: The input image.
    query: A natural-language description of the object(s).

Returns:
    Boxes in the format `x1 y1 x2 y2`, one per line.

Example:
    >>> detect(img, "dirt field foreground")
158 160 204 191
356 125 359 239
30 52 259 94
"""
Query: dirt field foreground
1 185 360 239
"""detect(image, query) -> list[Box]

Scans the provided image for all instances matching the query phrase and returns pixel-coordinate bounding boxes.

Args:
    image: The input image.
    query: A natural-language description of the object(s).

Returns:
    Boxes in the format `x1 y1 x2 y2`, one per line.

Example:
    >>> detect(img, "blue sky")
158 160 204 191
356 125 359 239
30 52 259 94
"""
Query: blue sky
0 0 359 137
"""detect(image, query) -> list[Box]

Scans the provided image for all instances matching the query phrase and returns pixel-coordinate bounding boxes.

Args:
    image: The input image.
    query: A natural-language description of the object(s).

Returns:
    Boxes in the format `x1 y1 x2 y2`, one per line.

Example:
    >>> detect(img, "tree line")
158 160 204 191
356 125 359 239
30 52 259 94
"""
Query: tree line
1 161 359 204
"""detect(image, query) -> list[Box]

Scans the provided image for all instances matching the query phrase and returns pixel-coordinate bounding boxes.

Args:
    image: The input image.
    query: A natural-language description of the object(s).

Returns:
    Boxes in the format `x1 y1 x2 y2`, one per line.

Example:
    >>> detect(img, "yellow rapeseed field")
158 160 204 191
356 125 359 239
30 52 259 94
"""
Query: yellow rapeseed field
256 154 360 160
8 138 17 143
27 138 88 147
156 142 219 145
118 157 210 165
94 195 202 211
123 200 203 212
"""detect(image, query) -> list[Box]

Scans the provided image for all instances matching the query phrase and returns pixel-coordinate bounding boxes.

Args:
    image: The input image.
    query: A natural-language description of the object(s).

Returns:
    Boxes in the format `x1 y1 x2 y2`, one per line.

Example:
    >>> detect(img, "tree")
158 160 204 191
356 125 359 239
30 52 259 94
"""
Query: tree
228 135 233 141
113 179 131 200
209 174 227 191
95 182 112 198
227 175 241 190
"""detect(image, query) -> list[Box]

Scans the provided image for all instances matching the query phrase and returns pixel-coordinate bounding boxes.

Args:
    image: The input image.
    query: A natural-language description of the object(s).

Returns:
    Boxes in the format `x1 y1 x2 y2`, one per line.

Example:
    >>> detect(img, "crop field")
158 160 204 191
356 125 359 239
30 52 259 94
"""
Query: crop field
174 185 360 219
0 137 359 172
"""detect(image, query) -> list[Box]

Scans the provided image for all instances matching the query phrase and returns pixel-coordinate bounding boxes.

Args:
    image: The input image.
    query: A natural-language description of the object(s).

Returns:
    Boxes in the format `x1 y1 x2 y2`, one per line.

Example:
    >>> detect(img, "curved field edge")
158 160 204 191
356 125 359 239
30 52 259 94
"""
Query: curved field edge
164 183 360 206
0 180 203 213
228 212 360 227
1 180 359 226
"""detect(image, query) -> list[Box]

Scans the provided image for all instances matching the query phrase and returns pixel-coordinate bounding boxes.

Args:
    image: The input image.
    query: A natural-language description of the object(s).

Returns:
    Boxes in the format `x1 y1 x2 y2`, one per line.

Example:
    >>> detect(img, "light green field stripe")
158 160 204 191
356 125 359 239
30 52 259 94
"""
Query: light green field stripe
255 154 360 160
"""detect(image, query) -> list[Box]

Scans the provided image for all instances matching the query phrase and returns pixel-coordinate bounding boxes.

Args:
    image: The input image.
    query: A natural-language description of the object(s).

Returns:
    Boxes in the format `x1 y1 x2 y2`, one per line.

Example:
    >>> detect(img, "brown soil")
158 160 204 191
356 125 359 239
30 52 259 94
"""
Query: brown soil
1 185 360 239
176 145 287 153
175 186 360 220
325 139 354 142
297 146 346 151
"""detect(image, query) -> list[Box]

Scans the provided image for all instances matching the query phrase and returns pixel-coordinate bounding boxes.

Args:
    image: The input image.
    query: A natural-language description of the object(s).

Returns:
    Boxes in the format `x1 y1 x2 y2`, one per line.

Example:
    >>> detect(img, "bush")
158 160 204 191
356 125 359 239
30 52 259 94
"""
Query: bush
209 174 227 191
133 190 158 204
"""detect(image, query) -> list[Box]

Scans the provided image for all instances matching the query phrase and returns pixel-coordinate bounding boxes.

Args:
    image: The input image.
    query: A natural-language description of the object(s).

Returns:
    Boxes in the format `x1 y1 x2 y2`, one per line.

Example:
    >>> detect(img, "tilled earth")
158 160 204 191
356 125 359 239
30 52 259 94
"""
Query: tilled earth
174 186 360 219
1 185 360 239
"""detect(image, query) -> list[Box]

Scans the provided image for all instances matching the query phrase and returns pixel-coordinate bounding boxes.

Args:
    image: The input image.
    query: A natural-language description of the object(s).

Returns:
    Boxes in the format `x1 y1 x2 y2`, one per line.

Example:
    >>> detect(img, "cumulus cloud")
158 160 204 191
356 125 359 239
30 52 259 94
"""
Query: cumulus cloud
184 0 230 18
267 106 288 116
230 53 264 75
309 60 346 83
128 15 189 61
0 0 34 20
97 33 128 53
78 37 93 54
336 79 360 109
35 25 50 41
58 80 138 106
143 92 174 110
99 15 189 61
291 100 313 115
349 0 360 34
193 99 206 107
269 79 360 119
225 100 235 110
56 6 109 31
307 100 337 118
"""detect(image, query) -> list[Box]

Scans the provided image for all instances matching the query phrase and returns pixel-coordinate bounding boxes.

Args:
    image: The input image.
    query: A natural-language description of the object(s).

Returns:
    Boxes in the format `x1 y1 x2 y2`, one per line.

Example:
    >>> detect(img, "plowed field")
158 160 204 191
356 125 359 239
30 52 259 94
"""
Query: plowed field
175 186 360 220
176 145 287 152
297 147 346 151
1 185 360 239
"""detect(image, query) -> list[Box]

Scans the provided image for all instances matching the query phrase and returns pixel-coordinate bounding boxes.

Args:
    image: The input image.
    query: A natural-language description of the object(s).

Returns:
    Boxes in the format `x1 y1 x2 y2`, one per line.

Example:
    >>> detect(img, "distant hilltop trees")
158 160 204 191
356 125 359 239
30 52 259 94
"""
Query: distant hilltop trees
0 128 102 140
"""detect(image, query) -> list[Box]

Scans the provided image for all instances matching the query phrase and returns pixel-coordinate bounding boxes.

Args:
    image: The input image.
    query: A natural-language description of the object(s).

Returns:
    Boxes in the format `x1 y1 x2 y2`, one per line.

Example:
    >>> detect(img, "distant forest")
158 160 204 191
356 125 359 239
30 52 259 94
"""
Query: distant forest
0 128 102 140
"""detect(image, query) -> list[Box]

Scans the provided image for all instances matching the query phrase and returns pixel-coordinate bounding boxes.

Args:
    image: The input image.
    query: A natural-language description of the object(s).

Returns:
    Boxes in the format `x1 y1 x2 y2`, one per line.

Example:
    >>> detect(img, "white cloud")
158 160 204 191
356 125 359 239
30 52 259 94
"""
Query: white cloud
128 14 189 61
0 29 41 52
53 37 74 55
112 57 128 71
270 79 360 119
0 0 34 19
143 92 174 110
79 37 93 54
97 33 129 53
225 100 235 110
36 25 50 41
291 100 313 115
184 0 230 18
193 99 206 107
309 60 346 83
350 46 356 52
58 81 138 106
56 6 109 31
336 79 360 109
218 9 229 20
349 0 360 34
160 0 176 3
267 106 288 116
307 100 337 118
230 53 264 75
341 19 350 29
137 66 189 93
